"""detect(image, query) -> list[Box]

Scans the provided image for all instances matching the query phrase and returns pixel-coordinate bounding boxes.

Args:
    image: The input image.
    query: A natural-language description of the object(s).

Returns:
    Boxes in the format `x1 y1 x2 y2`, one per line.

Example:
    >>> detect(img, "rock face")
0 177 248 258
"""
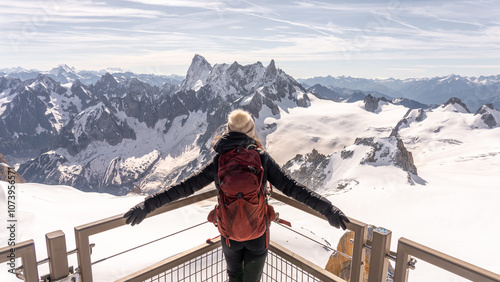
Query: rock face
282 136 419 192
57 101 136 156
0 153 26 183
442 97 470 113
474 104 498 128
282 149 330 190
364 94 389 113
390 108 427 137
325 226 394 281
355 137 417 175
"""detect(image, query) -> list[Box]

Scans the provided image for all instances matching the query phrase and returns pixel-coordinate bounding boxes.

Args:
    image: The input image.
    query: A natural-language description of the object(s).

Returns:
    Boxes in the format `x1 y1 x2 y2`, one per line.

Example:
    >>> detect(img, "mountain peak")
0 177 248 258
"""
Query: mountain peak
264 59 277 80
472 103 499 128
180 54 213 92
48 64 76 75
442 97 470 113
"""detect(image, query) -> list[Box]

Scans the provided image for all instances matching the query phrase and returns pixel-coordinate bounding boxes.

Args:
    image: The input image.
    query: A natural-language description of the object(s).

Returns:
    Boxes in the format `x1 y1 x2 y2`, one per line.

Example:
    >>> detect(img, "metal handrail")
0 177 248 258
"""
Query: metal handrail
115 237 347 282
74 188 364 282
74 188 218 282
115 236 224 282
270 190 368 282
0 239 38 282
394 237 500 282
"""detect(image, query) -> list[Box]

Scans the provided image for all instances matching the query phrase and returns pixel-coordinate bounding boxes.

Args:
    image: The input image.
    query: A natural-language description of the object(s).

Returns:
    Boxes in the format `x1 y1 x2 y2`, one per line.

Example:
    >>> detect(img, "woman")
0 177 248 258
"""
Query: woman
124 109 350 282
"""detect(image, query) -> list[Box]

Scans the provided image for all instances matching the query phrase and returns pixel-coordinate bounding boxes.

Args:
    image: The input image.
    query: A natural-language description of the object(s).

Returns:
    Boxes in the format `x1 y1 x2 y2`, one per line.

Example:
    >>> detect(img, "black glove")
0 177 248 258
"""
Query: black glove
124 202 151 226
323 205 350 230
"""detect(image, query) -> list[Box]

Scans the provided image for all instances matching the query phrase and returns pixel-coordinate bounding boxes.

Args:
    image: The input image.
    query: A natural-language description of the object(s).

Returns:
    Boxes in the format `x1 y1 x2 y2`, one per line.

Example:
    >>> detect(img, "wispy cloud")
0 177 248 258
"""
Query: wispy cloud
1 0 499 78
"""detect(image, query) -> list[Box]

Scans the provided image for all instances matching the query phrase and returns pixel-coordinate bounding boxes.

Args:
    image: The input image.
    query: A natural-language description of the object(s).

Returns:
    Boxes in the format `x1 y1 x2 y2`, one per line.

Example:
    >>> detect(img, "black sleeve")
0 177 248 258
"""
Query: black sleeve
263 152 333 215
143 160 216 211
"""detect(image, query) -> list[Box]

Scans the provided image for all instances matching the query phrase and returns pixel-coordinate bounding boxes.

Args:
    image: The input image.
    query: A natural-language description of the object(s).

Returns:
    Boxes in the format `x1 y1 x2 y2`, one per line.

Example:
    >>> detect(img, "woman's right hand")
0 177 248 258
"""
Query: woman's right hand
124 202 151 226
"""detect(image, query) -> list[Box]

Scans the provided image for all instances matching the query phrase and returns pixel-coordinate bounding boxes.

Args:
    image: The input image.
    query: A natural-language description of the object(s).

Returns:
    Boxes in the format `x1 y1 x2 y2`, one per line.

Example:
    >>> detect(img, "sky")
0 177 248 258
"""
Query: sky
1 0 500 79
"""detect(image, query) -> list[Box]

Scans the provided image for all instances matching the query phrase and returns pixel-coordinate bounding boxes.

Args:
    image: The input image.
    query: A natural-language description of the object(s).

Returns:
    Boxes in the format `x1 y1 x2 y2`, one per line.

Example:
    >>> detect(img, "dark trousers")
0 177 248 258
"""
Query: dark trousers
221 233 268 282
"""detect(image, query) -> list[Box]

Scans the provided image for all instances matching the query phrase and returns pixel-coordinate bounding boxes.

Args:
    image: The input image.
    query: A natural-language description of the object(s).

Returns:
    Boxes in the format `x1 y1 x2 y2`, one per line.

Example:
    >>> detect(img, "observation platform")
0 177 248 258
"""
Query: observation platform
2 189 499 282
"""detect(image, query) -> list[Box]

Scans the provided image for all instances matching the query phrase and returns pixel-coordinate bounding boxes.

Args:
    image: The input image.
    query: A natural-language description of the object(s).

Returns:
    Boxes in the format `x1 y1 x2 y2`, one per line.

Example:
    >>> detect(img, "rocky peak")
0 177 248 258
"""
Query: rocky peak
58 101 136 156
263 59 277 81
355 137 417 175
475 103 495 115
0 76 22 93
442 97 470 113
180 54 213 92
282 149 330 190
364 94 389 113
473 103 498 128
391 108 427 137
24 74 66 95
49 64 76 75
98 73 118 88
0 153 26 183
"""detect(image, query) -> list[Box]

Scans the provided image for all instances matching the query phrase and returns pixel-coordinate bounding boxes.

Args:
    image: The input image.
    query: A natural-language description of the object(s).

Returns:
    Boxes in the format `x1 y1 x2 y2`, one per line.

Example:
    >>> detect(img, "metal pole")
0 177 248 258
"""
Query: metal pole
368 227 392 282
46 230 70 280
349 221 367 282
394 239 411 282
75 229 93 282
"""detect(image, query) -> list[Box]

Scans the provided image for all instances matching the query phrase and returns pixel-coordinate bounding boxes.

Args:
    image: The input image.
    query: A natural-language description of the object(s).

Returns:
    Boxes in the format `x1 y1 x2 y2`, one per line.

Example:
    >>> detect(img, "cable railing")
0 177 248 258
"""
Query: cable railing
2 187 500 282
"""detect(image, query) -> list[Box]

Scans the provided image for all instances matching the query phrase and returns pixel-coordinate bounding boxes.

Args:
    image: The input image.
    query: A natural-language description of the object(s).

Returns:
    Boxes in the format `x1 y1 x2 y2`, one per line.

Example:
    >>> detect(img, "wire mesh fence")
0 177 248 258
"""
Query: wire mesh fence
262 250 322 282
143 246 226 282
140 245 330 282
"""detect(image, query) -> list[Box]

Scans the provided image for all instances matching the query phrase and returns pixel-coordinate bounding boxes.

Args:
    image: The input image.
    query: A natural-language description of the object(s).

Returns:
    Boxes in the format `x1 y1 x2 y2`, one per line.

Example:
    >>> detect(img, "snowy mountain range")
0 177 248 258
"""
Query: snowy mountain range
1 55 500 281
1 55 500 196
0 64 184 86
299 74 500 112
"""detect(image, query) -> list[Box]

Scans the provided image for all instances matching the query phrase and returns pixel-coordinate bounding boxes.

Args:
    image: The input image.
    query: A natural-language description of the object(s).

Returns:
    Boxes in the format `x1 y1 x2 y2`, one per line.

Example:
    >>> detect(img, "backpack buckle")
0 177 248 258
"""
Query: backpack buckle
238 192 243 198
248 166 257 174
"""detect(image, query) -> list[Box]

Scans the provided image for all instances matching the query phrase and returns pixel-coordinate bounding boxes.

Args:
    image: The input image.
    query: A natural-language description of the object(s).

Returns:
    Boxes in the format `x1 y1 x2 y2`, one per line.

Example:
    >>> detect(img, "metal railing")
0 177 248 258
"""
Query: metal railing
2 187 500 282
0 239 38 282
74 188 219 282
116 236 345 282
394 237 500 282
116 237 226 282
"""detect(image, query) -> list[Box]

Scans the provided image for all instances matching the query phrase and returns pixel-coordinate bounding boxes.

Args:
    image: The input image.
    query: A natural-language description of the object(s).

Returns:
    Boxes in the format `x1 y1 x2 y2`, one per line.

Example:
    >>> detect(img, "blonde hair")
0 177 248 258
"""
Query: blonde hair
227 109 257 139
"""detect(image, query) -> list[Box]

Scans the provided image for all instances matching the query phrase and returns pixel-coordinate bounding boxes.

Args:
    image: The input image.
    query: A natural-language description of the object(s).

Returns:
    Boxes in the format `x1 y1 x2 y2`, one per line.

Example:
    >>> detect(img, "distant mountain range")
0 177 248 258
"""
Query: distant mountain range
298 74 500 112
1 56 499 195
0 64 184 86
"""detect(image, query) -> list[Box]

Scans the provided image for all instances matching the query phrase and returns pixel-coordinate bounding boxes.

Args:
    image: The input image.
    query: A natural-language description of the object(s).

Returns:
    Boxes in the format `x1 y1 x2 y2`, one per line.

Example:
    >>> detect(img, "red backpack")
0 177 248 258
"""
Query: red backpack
208 146 277 247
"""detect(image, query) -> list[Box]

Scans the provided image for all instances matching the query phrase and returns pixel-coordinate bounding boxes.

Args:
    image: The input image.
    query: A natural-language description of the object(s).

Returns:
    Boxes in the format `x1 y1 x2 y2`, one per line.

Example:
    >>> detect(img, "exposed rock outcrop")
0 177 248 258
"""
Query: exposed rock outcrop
364 94 389 113
282 149 330 191
355 137 417 175
325 225 394 281
390 108 427 137
442 97 470 113
474 104 498 128
0 153 26 183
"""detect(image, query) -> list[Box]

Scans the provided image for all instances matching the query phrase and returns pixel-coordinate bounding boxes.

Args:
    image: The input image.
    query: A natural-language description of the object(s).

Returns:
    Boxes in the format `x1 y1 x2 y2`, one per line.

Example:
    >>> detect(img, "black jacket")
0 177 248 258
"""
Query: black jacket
143 132 333 215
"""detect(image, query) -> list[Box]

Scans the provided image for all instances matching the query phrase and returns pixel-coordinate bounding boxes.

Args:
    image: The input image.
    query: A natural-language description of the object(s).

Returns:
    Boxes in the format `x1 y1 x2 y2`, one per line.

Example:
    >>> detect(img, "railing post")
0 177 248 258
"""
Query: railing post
46 230 70 280
75 228 93 282
0 239 39 282
348 219 368 282
20 240 39 282
368 227 392 282
394 239 411 282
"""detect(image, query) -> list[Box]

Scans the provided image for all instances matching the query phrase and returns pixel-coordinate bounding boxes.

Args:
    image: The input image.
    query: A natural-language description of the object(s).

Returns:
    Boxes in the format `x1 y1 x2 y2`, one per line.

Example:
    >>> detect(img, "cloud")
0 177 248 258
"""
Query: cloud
1 0 499 79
